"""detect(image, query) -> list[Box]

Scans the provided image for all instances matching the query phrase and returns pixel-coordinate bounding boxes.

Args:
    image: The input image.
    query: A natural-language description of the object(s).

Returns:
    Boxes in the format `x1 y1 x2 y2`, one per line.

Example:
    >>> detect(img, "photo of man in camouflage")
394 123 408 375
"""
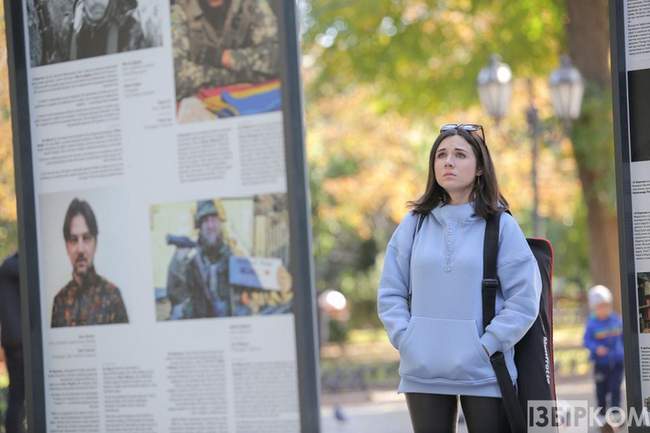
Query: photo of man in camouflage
171 0 282 122
51 198 129 327
182 200 241 318
157 197 293 320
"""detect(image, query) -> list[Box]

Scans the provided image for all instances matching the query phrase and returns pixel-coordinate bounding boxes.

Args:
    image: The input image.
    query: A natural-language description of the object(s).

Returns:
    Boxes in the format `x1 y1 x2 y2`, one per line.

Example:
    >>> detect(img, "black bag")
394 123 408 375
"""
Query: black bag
410 212 557 433
483 212 557 433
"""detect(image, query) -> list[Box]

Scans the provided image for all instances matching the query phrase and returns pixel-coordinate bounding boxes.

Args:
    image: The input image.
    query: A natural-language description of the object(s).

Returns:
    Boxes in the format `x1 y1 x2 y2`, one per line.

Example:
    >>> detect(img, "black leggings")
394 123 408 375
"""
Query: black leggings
405 393 510 433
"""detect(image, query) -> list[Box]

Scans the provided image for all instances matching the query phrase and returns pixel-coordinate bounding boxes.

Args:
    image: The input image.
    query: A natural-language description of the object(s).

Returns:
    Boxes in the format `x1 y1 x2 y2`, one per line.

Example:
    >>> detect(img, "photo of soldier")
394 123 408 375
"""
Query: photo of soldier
27 0 163 66
638 272 650 333
151 194 293 320
171 0 282 123
51 198 129 327
185 199 246 318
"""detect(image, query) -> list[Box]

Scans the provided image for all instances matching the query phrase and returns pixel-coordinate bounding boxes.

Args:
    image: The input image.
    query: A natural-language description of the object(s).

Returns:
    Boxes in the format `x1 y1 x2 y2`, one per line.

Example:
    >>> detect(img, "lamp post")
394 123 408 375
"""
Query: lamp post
477 54 513 124
477 54 584 236
549 55 585 128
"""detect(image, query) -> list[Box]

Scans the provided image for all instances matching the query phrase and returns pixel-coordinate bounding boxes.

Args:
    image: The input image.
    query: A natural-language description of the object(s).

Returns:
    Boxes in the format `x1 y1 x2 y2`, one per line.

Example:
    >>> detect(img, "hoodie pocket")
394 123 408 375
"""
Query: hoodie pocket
398 316 495 384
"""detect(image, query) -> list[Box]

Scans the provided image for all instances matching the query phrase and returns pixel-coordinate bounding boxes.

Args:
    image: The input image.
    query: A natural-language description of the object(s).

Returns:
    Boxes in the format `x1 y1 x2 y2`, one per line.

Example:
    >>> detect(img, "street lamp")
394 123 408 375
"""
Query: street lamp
549 55 585 125
477 54 584 236
477 54 513 123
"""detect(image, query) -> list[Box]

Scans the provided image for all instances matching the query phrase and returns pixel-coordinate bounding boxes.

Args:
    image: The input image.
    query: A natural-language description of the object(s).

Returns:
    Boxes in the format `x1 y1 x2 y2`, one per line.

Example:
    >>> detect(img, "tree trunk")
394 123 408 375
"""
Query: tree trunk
566 0 622 313
566 0 611 87
577 167 622 313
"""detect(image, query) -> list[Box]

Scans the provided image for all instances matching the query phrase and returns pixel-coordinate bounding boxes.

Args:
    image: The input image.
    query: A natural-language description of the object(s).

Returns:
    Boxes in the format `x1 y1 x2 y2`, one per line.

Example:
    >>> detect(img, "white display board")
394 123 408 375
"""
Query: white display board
3 0 319 431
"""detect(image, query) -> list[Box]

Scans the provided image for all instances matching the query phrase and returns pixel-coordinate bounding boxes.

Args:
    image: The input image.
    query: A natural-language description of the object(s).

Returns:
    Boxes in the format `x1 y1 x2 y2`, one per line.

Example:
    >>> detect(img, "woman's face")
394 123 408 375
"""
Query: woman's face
434 134 481 203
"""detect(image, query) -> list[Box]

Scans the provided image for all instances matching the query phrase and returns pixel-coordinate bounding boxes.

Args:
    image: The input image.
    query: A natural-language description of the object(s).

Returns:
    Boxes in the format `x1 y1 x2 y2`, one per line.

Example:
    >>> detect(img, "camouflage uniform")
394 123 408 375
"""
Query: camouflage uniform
183 239 241 318
179 199 293 319
180 200 238 318
69 0 145 60
171 0 280 100
51 268 128 327
182 237 292 318
166 246 194 318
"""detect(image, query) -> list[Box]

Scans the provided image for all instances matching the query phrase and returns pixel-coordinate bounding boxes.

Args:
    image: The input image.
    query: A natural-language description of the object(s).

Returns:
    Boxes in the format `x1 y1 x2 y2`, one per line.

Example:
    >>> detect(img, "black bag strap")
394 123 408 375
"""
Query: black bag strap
482 212 526 433
412 213 426 242
491 352 524 433
482 213 500 329
407 213 426 311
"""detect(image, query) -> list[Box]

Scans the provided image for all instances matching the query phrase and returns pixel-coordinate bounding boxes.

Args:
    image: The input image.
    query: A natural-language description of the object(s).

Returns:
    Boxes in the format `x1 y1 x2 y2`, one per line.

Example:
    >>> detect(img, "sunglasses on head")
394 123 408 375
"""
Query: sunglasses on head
440 123 485 142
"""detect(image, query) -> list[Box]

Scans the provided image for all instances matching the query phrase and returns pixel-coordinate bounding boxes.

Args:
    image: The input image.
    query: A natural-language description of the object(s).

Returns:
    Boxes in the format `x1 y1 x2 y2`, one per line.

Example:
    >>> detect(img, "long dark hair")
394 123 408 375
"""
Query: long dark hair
408 127 509 219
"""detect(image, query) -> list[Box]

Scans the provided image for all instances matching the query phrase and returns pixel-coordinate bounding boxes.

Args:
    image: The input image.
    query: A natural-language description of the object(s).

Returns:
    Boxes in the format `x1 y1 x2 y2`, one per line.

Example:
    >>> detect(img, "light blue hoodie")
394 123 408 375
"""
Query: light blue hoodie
377 202 542 397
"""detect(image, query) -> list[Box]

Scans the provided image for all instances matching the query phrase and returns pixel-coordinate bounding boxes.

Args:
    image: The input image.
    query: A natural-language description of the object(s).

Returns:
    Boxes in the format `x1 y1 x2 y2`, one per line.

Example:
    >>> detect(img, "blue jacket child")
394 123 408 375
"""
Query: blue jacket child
583 313 624 366
582 285 624 412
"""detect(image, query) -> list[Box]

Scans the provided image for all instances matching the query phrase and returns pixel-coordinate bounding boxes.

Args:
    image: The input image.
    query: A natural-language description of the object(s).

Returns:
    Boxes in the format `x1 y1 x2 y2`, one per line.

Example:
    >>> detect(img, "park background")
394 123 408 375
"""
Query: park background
0 0 622 431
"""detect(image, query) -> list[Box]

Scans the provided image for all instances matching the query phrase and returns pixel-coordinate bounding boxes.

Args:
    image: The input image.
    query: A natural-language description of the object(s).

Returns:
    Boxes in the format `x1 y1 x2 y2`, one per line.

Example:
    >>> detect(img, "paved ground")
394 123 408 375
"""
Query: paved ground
321 378 626 433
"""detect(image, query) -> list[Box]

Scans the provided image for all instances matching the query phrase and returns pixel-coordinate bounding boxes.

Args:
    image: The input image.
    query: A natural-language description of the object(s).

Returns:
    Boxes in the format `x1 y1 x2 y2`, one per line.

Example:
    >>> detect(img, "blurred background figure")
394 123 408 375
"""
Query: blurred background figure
0 253 24 433
318 290 349 426
318 289 349 346
583 285 624 427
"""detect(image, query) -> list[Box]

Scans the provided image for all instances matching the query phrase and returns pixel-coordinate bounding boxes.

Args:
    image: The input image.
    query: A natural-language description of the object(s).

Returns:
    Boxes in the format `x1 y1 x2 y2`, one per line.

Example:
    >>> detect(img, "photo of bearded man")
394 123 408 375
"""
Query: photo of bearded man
51 198 128 327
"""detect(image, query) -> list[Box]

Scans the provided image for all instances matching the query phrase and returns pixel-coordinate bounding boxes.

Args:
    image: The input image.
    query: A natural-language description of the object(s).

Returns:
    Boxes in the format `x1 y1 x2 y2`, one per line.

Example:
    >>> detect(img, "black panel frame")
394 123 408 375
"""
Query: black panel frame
610 1 649 431
3 0 320 431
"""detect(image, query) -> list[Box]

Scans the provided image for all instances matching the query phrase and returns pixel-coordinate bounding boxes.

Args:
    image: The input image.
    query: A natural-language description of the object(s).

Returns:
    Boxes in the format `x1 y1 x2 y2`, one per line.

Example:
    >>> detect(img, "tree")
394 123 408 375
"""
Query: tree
0 2 18 259
304 0 619 309
565 0 621 311
306 83 587 327
303 0 565 114
306 87 428 327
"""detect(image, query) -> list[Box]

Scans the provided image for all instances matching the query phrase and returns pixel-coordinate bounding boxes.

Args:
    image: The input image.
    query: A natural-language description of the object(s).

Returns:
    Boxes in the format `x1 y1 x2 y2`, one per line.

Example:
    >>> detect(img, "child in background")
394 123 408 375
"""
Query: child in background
583 285 624 418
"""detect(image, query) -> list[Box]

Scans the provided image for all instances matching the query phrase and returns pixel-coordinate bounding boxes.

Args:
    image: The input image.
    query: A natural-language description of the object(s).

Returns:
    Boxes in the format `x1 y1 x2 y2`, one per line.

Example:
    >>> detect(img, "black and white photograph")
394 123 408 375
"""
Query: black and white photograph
27 0 164 66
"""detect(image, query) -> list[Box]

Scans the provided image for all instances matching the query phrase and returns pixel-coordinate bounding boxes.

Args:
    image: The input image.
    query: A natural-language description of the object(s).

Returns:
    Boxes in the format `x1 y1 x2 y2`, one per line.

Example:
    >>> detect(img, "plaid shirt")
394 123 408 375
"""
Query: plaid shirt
51 268 128 327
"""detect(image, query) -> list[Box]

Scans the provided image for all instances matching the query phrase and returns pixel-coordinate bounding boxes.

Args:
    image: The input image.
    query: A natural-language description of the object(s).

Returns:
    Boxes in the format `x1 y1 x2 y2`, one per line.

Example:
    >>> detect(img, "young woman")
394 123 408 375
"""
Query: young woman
377 124 542 433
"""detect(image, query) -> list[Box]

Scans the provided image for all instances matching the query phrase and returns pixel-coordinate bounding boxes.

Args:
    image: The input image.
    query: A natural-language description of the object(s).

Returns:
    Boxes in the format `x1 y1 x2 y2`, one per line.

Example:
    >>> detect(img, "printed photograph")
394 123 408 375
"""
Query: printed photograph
40 191 130 328
150 193 292 320
639 272 650 333
27 0 164 67
628 69 650 162
171 0 282 123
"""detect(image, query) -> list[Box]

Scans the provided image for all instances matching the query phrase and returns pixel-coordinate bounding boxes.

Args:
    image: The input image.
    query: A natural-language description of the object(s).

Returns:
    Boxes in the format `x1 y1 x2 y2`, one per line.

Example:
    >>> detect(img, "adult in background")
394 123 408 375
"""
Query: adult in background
377 123 542 433
0 253 25 433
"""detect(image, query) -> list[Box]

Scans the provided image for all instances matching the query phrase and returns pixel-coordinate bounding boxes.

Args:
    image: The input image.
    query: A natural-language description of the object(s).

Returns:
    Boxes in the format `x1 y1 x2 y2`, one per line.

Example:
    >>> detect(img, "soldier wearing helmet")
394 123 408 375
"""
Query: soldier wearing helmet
170 198 293 319
182 199 244 318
